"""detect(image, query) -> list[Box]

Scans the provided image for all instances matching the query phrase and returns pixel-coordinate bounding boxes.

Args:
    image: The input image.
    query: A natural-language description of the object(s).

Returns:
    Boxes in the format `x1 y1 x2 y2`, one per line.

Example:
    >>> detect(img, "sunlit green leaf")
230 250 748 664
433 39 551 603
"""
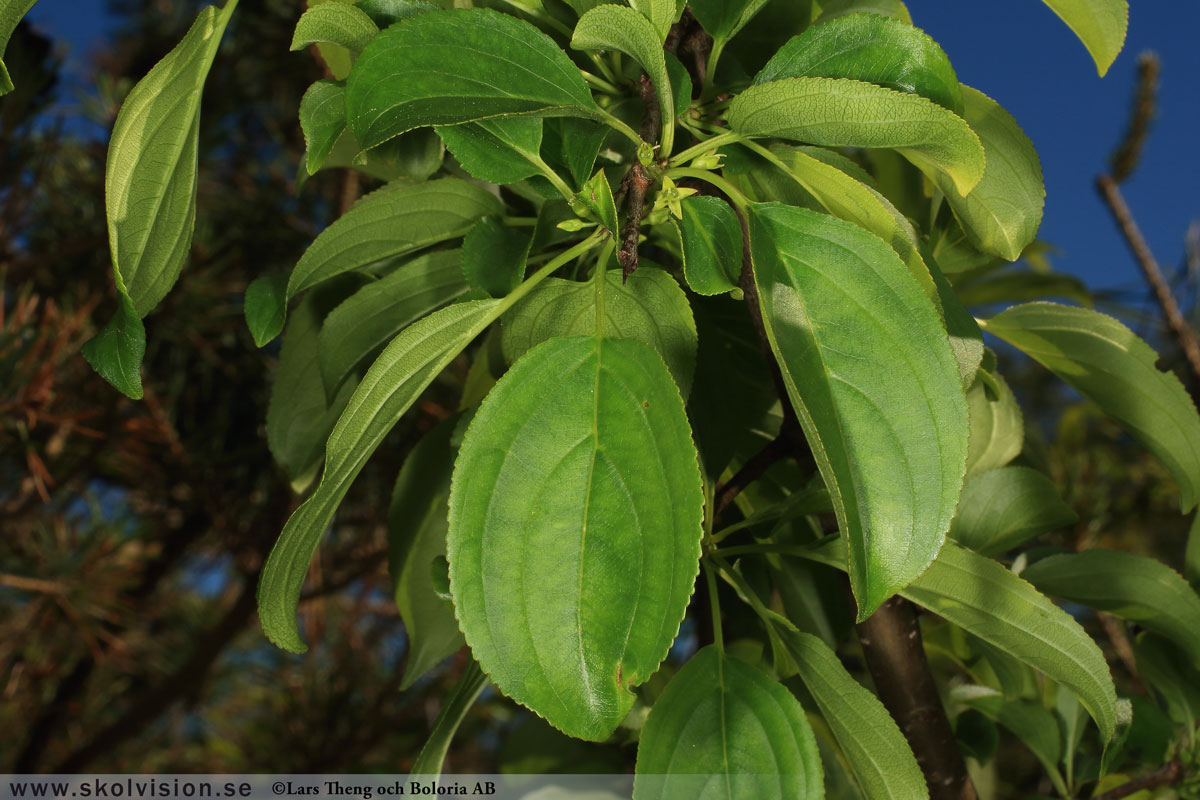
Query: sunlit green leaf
950 466 1077 555
678 196 742 295
448 336 704 740
1040 0 1129 76
965 364 1024 475
291 3 378 57
629 0 680 41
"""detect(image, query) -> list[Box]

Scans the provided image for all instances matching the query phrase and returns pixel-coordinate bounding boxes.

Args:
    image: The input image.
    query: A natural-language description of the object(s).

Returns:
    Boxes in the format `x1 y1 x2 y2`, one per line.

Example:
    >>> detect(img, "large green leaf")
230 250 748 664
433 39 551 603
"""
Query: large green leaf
678 196 742 296
1040 0 1129 76
728 77 985 195
749 203 968 616
462 217 531 298
633 646 823 799
317 250 468 397
950 466 1077 556
754 12 962 114
572 5 674 154
782 630 927 800
688 0 769 43
802 537 1118 740
436 118 545 185
299 79 347 176
934 87 1044 261
345 8 597 151
291 3 378 57
1022 549 1200 665
258 300 501 653
286 178 500 299
983 302 1200 511
965 364 1024 475
447 336 704 741
0 0 38 95
501 268 698 396
388 417 465 689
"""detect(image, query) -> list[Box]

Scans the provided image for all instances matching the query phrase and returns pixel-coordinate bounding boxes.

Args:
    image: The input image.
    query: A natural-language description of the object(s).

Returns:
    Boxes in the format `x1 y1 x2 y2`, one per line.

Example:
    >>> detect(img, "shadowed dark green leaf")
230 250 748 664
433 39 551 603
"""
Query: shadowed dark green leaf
633 646 823 800
346 8 597 150
437 118 545 185
448 336 704 741
244 273 288 347
950 466 1076 555
81 291 145 400
749 203 968 617
462 217 531 297
678 196 742 295
688 0 768 42
754 12 962 113
299 79 347 175
983 303 1200 511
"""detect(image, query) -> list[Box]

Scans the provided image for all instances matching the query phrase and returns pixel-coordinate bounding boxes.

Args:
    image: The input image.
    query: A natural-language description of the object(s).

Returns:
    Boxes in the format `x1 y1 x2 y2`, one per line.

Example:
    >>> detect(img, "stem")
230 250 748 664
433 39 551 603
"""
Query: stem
667 167 749 210
494 0 572 36
705 38 726 87
594 108 644 148
713 432 792 519
669 130 743 167
704 563 724 656
581 70 622 96
533 155 577 202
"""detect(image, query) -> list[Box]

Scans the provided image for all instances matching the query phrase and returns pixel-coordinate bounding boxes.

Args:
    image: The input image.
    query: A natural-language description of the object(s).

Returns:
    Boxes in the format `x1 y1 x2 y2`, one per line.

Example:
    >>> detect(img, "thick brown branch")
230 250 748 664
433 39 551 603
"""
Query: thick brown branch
1092 759 1183 800
856 598 977 800
1097 174 1200 390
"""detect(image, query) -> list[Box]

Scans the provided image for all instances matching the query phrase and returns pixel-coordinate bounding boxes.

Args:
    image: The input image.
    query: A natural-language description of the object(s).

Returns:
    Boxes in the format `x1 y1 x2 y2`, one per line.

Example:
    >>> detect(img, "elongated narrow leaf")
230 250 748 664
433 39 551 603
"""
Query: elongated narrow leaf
346 8 597 151
688 0 768 43
244 273 288 347
950 466 1076 555
678 196 742 295
782 630 927 800
291 3 378 57
102 0 235 318
965 365 1024 475
258 300 501 653
0 0 37 95
436 118 544 185
754 12 962 114
749 203 968 616
388 418 465 689
448 336 704 741
634 646 823 800
572 5 674 153
287 178 500 299
983 302 1200 511
928 260 983 389
1023 549 1200 664
1041 0 1129 76
299 79 347 176
802 536 1118 739
728 77 985 195
410 660 488 775
934 87 1044 261
462 218 531 298
317 250 468 397
501 268 697 395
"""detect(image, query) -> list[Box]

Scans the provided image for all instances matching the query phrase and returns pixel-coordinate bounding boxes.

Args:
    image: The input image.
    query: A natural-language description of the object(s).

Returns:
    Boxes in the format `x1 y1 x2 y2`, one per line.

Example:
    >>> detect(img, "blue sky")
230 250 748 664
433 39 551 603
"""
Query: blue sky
22 1 1200 292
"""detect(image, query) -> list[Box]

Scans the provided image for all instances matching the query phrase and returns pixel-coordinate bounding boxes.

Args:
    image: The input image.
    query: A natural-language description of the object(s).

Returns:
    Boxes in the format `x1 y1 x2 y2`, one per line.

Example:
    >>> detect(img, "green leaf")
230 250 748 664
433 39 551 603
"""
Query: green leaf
754 12 962 114
501 268 698 395
81 291 146 401
1040 0 1129 76
462 217 531 298
105 0 236 318
929 259 983 389
0 0 37 95
950 466 1077 555
688 0 769 43
633 646 823 799
934 87 1044 261
728 77 985 196
299 80 347 176
749 203 968 617
983 303 1200 512
544 118 608 190
388 417 465 689
437 118 545 186
447 336 704 741
1022 549 1200 665
804 536 1118 739
317 250 468 397
578 170 618 232
572 4 675 154
258 299 502 652
287 178 500 299
629 0 680 41
815 0 910 24
955 270 1093 309
244 274 288 347
355 0 439 27
346 8 597 151
782 630 927 800
1133 633 1200 732
410 660 488 775
291 3 378 57
665 52 693 118
678 196 742 295
965 365 1024 475
1186 512 1200 587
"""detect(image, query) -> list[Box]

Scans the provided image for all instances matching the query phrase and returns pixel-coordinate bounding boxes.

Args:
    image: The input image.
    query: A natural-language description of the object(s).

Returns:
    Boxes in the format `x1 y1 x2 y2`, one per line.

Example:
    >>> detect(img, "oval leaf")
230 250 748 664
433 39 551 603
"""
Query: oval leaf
346 8 597 150
754 12 963 114
291 3 378 57
448 336 704 741
633 646 823 800
1023 549 1200 665
244 273 288 348
679 195 743 296
782 630 927 800
1041 0 1128 76
728 76 985 195
965 365 1024 475
982 302 1200 512
286 178 500 299
299 79 347 176
436 118 545 185
749 203 968 617
950 466 1077 555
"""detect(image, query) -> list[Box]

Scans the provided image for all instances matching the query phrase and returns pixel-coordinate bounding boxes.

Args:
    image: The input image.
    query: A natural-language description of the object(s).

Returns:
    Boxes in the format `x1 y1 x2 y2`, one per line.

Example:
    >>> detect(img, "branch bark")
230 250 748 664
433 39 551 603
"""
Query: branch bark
617 75 660 280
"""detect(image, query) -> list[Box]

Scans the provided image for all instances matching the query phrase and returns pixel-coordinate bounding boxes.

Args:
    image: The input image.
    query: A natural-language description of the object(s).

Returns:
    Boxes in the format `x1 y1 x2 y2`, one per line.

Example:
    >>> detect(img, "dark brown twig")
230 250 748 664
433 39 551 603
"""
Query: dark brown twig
1091 759 1183 800
617 76 661 280
714 425 794 518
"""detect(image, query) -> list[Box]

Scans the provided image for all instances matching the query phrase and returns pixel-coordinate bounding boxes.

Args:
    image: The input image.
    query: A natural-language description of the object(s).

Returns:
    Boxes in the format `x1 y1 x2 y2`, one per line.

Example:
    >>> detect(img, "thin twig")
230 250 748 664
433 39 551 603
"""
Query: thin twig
1091 759 1183 800
1110 54 1159 183
617 75 660 280
714 431 792 518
